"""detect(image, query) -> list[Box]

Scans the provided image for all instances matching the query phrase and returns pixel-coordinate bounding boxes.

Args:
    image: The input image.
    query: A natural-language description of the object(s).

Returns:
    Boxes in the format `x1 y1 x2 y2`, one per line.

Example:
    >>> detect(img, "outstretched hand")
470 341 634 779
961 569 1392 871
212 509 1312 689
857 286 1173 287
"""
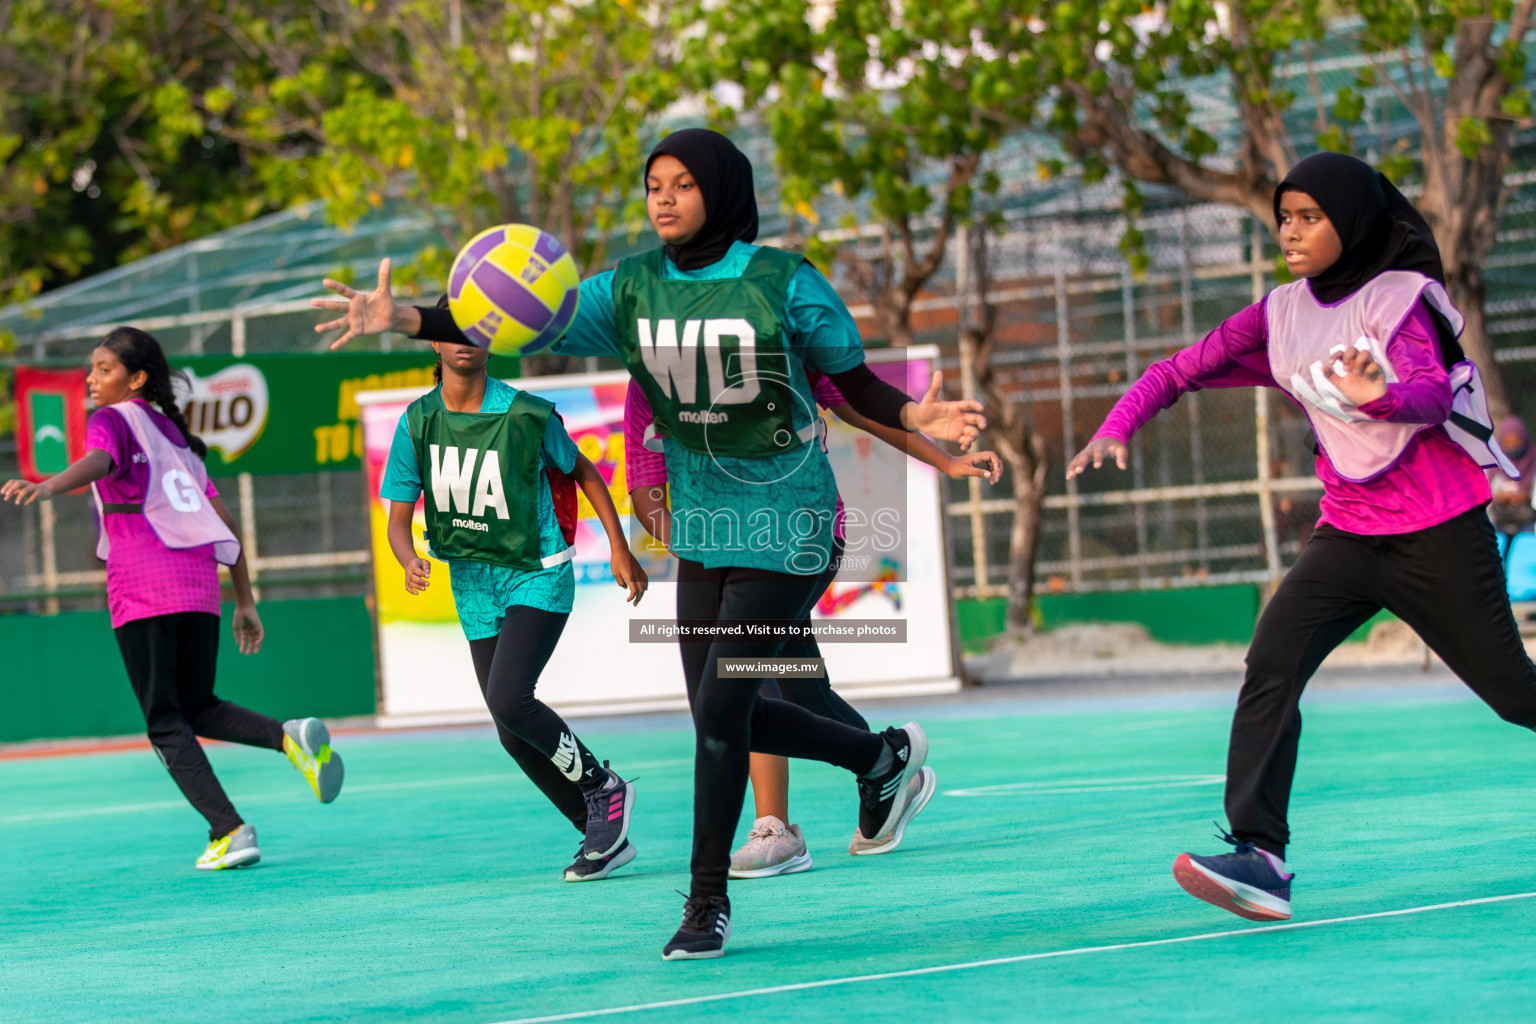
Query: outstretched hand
0 479 49 505
1323 344 1388 407
946 450 1004 485
1066 437 1128 479
904 371 986 448
312 259 399 350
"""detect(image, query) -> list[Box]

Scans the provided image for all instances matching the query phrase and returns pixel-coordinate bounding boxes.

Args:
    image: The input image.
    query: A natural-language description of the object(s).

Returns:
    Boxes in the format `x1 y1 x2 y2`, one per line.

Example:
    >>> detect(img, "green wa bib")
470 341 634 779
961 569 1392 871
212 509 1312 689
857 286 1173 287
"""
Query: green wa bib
407 387 557 570
613 246 816 458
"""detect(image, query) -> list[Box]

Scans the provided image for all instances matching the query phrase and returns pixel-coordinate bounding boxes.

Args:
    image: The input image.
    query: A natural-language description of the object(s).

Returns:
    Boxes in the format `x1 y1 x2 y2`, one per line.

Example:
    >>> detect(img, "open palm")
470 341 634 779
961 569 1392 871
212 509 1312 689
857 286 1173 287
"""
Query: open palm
312 259 399 350
908 371 987 448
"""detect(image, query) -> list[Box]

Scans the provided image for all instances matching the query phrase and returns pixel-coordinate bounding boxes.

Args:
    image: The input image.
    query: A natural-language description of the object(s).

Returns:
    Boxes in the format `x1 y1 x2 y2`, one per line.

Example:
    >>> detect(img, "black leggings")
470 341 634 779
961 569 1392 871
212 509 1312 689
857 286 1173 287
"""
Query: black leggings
114 612 285 839
677 558 886 900
1231 506 1536 857
467 605 602 835
761 541 870 730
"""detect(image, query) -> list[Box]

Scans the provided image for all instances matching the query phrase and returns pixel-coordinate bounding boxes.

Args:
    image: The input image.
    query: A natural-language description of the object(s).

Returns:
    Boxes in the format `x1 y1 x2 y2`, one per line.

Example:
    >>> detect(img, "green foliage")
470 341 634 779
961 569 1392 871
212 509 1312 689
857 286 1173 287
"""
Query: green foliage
685 0 1035 322
0 1 280 305
0 332 13 437
217 0 685 271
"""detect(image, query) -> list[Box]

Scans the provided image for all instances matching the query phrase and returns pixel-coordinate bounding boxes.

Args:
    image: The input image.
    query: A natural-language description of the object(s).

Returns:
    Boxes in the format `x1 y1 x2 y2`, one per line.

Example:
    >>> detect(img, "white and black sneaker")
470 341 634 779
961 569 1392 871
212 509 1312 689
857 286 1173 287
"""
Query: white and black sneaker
563 838 637 882
854 722 932 856
662 894 731 960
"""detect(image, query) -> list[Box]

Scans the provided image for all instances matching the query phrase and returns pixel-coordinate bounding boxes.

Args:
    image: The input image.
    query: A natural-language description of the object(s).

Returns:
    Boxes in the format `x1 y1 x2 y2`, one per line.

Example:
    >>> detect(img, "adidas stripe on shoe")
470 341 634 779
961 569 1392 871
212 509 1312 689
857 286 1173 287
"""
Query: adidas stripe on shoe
662 895 731 961
854 723 932 856
849 766 936 856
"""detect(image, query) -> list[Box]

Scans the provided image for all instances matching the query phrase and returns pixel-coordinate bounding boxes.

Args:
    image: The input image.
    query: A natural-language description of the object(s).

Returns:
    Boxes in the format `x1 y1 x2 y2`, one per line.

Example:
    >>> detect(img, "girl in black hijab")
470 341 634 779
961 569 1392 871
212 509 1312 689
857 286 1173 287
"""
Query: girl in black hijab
325 126 989 959
1067 151 1535 925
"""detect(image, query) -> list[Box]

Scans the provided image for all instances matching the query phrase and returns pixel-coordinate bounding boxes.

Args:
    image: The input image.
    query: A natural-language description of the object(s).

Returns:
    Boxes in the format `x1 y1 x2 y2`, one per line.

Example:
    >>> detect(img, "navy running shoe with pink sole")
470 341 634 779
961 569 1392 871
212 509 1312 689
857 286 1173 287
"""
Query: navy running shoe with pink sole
1173 831 1293 922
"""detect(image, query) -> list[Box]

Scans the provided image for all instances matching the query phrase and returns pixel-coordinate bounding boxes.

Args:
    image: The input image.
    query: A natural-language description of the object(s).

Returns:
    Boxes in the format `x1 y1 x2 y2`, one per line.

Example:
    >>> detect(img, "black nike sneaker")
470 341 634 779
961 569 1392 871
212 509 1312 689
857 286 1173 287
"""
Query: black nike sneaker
853 722 933 856
662 894 731 960
563 838 637 882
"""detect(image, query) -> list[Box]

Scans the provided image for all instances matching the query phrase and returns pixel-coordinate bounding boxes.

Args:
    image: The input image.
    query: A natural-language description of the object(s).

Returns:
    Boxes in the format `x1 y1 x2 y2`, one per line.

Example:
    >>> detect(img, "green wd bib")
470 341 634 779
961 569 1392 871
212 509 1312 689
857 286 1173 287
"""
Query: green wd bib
407 387 555 570
613 246 816 458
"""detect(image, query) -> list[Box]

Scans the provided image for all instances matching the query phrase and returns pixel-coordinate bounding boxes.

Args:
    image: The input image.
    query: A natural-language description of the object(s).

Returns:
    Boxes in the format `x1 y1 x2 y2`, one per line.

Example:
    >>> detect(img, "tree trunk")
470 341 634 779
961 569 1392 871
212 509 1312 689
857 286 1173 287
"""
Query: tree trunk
959 219 1050 633
1001 427 1049 633
1443 260 1510 420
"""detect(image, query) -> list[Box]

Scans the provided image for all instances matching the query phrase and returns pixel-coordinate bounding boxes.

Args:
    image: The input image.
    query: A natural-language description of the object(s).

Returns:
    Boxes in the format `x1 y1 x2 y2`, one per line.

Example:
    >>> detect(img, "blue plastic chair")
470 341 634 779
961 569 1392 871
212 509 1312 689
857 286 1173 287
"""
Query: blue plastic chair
1506 531 1536 602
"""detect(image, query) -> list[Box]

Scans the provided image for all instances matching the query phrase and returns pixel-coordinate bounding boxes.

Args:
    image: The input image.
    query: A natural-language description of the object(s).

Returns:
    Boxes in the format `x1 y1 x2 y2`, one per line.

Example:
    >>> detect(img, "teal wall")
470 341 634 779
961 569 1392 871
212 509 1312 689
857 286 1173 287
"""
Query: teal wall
1 597 376 744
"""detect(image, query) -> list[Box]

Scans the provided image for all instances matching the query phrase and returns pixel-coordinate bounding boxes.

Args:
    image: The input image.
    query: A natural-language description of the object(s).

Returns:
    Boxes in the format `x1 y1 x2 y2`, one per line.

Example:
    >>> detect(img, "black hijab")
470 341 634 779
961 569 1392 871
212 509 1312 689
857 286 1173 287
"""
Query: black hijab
1274 152 1445 303
645 128 759 272
1275 151 1462 362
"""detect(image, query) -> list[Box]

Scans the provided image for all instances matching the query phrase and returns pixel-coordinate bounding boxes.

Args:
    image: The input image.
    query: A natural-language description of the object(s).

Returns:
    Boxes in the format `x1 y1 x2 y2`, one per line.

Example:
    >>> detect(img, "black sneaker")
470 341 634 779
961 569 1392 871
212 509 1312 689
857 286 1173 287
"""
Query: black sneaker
662 894 731 960
563 838 637 882
1173 829 1293 921
854 722 931 855
581 763 635 861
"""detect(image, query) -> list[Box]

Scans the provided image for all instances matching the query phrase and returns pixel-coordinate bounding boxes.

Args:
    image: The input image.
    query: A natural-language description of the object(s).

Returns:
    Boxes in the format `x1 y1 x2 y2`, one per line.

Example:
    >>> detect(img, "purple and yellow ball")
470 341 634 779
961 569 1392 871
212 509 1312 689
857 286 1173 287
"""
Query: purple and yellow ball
446 225 581 356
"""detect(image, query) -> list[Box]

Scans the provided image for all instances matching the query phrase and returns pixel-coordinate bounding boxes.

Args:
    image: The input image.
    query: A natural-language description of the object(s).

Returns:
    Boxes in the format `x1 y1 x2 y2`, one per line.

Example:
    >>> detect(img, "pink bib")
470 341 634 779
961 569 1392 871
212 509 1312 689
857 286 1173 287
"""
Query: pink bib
1267 272 1464 482
91 401 241 565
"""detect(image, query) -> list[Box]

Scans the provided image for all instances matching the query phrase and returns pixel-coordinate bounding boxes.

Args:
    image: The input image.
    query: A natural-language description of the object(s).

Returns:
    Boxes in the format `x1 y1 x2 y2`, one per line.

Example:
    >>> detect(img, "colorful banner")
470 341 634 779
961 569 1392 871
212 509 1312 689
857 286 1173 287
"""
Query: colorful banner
15 367 88 483
168 352 440 475
358 349 959 725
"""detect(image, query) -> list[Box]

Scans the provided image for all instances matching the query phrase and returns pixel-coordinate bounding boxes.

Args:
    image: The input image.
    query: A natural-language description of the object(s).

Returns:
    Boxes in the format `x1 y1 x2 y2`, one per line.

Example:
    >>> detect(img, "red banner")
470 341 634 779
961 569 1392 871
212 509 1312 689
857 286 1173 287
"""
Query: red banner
15 367 88 483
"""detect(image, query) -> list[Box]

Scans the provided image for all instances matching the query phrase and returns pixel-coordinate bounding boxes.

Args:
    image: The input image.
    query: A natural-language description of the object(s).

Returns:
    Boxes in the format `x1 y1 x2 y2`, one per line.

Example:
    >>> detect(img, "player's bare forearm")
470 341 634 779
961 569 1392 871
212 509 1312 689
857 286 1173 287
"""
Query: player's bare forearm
833 403 946 469
574 455 627 551
3 449 114 503
210 495 257 606
629 485 671 547
387 499 420 570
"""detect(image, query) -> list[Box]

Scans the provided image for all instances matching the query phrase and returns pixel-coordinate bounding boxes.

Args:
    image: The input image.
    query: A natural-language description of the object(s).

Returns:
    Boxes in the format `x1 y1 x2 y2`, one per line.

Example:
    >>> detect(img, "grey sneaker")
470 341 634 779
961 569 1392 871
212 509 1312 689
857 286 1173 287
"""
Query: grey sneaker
196 824 261 870
283 718 344 803
849 765 937 856
729 816 813 878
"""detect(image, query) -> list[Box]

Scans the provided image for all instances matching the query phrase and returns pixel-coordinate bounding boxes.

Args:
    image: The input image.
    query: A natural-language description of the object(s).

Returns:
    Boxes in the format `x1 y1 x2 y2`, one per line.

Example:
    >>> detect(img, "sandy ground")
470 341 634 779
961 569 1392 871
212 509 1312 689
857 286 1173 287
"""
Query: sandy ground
964 619 1536 684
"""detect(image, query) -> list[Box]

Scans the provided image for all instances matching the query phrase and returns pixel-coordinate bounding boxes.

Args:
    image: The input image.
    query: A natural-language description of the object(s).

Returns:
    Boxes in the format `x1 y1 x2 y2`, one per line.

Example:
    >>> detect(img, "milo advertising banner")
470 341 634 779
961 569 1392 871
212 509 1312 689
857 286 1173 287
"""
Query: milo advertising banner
357 349 960 726
169 352 438 474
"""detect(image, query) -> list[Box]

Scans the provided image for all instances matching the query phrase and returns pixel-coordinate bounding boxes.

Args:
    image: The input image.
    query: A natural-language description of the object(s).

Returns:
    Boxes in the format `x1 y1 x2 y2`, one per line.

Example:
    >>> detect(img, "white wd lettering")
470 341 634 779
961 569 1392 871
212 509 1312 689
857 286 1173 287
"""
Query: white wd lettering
161 469 202 513
430 445 479 514
471 450 510 519
704 319 759 405
637 319 700 404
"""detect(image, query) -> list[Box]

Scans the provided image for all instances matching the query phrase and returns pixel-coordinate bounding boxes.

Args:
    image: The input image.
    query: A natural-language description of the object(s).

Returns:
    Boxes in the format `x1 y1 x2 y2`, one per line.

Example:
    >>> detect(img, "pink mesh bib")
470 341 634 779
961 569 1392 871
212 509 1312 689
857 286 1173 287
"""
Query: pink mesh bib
91 400 241 565
1267 271 1464 482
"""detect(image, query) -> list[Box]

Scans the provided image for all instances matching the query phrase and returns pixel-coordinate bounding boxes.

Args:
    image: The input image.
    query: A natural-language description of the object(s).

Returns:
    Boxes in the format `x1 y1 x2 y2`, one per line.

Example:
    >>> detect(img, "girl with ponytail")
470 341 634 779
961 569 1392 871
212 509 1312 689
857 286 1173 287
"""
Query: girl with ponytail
2 326 346 871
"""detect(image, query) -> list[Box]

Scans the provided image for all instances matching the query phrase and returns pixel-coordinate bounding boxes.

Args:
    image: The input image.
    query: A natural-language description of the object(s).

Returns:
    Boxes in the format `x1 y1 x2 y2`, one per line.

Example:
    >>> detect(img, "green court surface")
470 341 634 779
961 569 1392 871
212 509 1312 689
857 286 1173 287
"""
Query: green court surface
4 683 1535 1023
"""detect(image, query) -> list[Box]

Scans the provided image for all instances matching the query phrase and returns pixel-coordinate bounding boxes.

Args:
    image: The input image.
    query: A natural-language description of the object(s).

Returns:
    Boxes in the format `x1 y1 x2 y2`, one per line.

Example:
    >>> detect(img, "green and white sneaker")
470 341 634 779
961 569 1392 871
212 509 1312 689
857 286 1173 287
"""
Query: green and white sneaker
729 816 813 879
283 718 344 803
196 824 260 870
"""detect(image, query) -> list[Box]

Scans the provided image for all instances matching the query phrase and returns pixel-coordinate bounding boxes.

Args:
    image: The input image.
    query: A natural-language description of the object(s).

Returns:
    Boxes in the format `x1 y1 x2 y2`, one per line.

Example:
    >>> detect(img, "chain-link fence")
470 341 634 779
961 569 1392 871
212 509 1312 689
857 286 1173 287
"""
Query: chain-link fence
913 176 1536 604
6 173 1536 617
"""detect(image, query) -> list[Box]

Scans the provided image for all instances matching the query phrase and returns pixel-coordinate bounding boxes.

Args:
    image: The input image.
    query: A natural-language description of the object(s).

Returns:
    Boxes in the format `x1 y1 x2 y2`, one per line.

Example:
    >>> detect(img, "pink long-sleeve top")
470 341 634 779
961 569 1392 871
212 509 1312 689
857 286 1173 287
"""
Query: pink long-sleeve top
1094 297 1490 535
624 375 850 539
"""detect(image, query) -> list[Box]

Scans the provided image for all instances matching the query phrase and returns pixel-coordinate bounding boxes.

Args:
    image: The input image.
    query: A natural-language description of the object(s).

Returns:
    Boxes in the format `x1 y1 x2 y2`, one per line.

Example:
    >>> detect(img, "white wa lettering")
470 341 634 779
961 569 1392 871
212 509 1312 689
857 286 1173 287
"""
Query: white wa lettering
430 444 479 514
471 449 510 519
637 319 700 404
704 318 759 405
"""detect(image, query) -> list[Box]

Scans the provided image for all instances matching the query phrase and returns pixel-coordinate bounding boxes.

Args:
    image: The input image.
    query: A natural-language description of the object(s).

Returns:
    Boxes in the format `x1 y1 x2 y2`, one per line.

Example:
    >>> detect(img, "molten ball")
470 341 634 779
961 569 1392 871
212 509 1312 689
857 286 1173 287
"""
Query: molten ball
446 224 581 356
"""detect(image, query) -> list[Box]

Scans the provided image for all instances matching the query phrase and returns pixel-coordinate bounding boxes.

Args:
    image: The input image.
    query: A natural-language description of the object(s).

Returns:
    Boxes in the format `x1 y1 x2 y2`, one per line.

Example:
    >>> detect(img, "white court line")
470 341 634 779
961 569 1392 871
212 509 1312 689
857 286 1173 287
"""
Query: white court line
486 891 1536 1024
944 774 1224 797
0 759 694 825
